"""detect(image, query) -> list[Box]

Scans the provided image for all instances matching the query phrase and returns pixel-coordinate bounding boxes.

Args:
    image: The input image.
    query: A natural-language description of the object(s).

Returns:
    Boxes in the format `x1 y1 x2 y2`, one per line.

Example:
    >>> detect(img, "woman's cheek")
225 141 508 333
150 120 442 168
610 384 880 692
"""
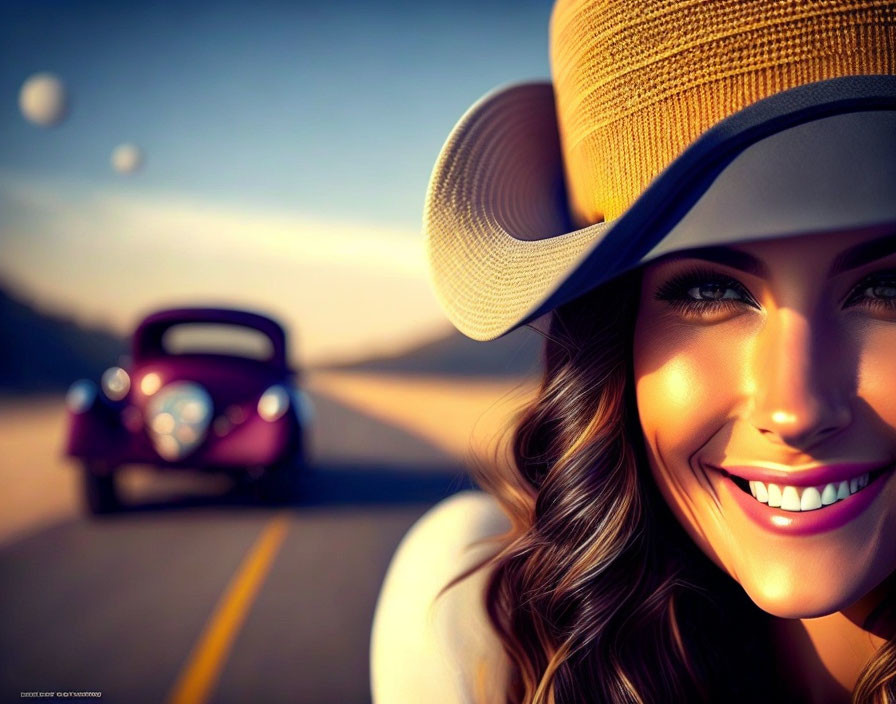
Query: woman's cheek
857 326 896 432
635 324 747 459
634 324 752 566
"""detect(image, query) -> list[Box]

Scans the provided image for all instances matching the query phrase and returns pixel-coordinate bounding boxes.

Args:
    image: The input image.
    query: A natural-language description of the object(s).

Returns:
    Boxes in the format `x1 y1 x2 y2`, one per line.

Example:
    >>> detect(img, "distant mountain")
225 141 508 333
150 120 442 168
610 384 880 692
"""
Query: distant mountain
0 285 127 393
333 325 544 377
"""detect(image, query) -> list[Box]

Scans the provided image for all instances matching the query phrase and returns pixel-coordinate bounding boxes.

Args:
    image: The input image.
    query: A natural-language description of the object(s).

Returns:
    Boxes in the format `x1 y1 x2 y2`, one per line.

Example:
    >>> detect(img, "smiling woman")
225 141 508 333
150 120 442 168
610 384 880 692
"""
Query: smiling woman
371 1 896 703
636 227 896 691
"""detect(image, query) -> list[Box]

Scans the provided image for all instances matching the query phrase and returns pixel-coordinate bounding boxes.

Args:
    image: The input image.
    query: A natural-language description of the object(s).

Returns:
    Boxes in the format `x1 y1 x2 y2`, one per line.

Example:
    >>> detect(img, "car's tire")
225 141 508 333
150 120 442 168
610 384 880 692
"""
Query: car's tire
258 451 304 505
82 463 120 515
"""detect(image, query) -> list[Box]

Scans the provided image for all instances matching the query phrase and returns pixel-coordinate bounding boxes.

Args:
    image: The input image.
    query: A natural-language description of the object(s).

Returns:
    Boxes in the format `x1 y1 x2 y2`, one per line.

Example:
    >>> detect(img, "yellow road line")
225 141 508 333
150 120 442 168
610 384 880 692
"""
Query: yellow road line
166 513 291 704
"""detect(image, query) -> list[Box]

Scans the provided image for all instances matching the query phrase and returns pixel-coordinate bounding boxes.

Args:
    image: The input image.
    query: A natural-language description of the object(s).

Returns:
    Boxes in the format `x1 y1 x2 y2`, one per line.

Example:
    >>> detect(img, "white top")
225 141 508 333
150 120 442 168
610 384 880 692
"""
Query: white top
370 491 511 703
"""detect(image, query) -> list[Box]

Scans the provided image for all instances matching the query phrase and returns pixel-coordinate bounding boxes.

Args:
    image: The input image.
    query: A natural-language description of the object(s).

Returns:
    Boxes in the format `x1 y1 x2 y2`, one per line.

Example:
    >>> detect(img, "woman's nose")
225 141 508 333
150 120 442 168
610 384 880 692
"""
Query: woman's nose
748 307 852 450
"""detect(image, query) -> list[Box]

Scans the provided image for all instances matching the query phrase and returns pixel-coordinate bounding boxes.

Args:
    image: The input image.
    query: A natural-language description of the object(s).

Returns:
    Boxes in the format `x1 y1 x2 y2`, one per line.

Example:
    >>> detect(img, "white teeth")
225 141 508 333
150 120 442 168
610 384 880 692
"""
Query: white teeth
837 481 850 500
740 472 874 512
781 486 801 511
800 487 822 511
849 473 871 493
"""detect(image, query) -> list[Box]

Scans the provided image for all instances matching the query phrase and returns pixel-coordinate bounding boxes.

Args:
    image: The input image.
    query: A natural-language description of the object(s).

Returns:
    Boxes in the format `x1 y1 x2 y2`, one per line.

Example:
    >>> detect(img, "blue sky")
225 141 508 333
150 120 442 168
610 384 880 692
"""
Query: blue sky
0 0 552 362
0 0 550 227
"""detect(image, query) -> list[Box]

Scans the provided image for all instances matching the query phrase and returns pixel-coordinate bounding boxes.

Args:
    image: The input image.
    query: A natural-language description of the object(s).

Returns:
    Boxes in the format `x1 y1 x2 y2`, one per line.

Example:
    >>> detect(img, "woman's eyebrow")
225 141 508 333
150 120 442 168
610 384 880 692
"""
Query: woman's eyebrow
828 233 896 276
670 246 768 277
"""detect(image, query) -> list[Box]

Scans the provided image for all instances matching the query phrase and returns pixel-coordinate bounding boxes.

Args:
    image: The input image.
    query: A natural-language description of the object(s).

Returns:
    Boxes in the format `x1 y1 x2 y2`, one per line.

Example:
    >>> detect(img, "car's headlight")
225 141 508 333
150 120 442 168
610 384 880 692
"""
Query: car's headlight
146 382 213 460
66 379 96 413
258 385 290 422
139 371 162 397
101 366 130 401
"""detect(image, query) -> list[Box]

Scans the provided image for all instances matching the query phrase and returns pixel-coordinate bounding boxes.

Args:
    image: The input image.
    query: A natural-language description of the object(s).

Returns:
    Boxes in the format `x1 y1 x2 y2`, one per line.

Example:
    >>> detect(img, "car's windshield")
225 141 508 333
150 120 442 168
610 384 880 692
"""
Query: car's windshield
160 323 274 361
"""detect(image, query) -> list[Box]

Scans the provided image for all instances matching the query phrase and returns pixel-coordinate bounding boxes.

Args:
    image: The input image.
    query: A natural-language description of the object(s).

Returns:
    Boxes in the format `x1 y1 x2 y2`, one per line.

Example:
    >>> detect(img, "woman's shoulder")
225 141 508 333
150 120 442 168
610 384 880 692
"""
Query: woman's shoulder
371 490 510 703
380 489 510 569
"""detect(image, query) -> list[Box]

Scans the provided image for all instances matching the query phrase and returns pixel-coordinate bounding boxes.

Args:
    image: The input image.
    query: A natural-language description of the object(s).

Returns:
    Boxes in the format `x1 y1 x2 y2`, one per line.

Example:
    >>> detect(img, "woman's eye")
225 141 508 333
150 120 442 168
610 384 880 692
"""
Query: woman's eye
686 283 743 301
844 272 896 311
654 268 757 318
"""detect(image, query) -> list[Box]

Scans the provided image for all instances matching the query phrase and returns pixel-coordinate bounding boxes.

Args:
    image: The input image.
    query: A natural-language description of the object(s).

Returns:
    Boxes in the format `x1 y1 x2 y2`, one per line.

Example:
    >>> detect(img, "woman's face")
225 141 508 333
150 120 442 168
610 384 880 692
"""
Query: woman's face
634 227 896 618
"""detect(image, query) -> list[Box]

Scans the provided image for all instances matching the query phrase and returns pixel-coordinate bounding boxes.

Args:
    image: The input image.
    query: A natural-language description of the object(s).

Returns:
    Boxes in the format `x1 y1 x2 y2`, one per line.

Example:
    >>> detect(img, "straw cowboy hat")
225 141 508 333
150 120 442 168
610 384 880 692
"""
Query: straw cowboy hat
424 0 896 341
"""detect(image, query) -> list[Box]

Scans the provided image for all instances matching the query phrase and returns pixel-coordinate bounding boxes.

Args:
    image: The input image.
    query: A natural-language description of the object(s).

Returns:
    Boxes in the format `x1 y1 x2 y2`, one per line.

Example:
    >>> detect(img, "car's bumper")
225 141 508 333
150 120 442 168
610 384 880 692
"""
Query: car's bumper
65 401 303 470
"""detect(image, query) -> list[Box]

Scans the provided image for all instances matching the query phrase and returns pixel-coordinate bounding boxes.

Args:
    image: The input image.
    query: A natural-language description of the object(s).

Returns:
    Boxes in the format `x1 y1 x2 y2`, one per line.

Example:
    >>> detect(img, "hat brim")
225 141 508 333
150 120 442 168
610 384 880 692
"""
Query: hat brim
424 75 896 341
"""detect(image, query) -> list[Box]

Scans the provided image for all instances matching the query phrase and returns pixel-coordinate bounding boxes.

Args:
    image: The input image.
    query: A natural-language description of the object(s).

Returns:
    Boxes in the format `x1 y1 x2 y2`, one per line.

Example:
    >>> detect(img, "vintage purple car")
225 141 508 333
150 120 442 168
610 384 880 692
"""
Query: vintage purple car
64 307 310 513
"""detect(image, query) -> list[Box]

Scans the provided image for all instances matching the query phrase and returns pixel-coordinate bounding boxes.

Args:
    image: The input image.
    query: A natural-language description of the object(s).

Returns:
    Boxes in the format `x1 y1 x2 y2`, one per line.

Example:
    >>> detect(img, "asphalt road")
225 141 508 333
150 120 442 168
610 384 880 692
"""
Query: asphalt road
0 391 474 704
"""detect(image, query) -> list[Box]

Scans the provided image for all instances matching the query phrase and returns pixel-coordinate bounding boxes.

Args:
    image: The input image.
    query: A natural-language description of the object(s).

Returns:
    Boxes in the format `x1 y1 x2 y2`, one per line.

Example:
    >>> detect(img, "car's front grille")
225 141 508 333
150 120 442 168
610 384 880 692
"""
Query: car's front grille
145 382 213 460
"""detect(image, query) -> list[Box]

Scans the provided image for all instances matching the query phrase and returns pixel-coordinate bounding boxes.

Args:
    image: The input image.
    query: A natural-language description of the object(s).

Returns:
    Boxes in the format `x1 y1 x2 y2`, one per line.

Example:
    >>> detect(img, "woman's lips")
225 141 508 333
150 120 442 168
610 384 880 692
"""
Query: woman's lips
714 462 894 536
718 461 885 486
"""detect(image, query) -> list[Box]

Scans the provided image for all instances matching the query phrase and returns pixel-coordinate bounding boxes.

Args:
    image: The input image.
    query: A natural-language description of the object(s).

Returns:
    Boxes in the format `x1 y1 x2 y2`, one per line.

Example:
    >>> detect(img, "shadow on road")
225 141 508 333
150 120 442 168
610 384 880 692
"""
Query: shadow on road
70 390 482 516
100 462 475 515
298 462 475 506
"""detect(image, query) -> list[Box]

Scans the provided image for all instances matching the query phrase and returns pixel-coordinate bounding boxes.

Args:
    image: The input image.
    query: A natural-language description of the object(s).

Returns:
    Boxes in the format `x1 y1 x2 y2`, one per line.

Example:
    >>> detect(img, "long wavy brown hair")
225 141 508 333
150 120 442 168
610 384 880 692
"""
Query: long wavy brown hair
472 271 896 704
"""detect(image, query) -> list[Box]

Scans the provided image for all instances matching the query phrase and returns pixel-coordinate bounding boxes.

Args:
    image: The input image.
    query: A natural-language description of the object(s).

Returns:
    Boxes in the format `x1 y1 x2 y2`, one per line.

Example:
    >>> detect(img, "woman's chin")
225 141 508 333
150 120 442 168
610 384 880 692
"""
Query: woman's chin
743 584 854 620
736 560 896 620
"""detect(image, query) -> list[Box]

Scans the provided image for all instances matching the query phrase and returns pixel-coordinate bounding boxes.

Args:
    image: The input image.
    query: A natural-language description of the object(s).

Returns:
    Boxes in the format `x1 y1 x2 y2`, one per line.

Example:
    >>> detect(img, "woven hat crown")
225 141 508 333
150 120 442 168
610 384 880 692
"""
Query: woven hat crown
550 0 896 227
